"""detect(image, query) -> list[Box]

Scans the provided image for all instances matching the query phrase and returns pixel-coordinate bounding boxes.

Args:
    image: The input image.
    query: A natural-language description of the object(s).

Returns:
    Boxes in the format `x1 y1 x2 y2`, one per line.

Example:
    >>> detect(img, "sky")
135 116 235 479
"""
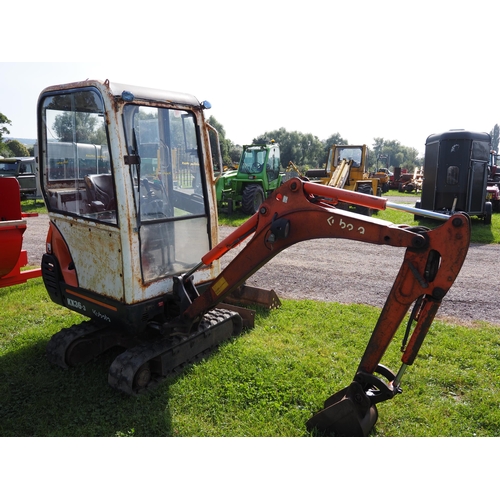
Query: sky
1 1 499 158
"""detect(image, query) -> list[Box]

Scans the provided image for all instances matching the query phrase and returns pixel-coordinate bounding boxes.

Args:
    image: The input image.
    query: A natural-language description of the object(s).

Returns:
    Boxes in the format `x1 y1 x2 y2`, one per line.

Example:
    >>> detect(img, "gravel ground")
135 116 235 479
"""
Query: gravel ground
21 200 500 326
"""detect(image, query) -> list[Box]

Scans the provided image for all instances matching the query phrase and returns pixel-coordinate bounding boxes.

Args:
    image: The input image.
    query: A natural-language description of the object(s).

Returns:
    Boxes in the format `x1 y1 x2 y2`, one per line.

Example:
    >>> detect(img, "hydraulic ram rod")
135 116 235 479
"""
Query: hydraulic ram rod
303 182 451 221
385 201 450 221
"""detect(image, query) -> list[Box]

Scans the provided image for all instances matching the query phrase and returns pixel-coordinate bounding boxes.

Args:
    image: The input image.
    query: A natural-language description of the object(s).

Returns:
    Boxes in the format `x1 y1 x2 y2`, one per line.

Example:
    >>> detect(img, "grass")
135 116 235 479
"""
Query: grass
6 189 498 437
375 206 500 244
1 278 499 437
21 197 47 214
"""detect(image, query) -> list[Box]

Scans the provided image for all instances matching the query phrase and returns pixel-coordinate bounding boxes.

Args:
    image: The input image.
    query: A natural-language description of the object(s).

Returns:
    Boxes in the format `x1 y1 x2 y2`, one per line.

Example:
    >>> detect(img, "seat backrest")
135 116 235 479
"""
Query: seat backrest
85 174 116 211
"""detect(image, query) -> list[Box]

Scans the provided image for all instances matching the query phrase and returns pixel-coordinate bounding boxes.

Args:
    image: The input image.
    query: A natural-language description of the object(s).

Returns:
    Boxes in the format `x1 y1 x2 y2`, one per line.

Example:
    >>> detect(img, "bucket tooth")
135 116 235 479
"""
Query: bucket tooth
306 381 378 437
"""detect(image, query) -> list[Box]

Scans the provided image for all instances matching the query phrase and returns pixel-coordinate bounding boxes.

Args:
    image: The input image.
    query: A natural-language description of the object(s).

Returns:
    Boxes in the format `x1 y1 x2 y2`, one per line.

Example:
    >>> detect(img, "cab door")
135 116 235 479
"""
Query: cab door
266 145 282 190
17 159 37 195
38 86 125 301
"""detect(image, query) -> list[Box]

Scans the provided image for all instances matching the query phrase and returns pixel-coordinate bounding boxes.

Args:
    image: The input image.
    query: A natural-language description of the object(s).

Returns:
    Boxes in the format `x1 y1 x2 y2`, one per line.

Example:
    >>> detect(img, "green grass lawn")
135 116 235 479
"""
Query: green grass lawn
21 197 47 214
1 278 499 437
6 189 498 437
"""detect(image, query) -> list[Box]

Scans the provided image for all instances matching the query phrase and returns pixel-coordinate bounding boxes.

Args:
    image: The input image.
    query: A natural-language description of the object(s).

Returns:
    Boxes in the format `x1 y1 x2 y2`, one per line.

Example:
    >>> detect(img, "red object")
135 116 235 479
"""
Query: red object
0 249 42 288
0 177 42 286
190 177 470 389
0 221 26 278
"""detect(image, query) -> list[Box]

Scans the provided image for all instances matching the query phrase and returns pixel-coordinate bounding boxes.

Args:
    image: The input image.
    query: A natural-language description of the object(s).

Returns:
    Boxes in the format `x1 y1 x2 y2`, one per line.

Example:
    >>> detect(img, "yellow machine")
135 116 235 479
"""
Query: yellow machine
307 145 381 214
371 169 390 191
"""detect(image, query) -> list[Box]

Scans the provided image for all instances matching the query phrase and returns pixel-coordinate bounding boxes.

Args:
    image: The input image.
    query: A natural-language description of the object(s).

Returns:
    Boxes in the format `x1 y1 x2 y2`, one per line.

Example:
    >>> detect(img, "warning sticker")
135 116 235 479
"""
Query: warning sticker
212 276 229 296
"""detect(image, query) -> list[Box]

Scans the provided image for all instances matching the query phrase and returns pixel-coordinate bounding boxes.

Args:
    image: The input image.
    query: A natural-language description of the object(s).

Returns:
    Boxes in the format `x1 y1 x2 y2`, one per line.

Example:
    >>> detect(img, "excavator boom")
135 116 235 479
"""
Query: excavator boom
176 178 470 435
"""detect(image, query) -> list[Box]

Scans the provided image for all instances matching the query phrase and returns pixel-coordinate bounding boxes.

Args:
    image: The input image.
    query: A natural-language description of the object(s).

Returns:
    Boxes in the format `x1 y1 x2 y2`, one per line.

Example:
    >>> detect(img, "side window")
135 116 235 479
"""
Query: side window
20 162 33 174
267 148 280 182
352 149 362 167
40 89 116 224
471 140 489 162
446 165 460 185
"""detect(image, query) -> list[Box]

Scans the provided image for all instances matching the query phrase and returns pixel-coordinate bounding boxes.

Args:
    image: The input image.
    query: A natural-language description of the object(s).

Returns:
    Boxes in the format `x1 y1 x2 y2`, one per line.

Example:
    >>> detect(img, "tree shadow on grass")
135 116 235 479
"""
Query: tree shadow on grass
0 340 182 437
0 308 289 437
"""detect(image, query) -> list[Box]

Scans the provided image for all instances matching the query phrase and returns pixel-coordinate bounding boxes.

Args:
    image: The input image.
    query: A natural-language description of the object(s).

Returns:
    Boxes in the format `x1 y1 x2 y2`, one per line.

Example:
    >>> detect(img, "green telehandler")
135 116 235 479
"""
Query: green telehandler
216 141 284 214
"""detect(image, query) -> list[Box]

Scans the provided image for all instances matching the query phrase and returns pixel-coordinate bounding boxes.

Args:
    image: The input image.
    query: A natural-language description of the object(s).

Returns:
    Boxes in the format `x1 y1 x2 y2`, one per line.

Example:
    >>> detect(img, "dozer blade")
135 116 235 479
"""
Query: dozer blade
225 284 281 309
219 302 256 329
306 381 378 437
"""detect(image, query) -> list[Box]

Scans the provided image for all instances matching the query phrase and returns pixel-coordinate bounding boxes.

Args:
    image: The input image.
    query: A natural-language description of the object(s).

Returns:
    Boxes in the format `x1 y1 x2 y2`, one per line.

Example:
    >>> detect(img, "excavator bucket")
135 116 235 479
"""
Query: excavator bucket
306 382 378 437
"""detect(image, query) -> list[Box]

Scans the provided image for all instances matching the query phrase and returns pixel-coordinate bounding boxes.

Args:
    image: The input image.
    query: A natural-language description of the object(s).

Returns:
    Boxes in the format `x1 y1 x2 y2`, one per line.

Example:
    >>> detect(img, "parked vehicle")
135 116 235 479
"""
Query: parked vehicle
487 150 500 211
306 144 382 215
416 130 492 224
388 167 406 190
216 141 283 214
489 150 500 184
398 168 423 193
0 177 41 287
0 157 37 198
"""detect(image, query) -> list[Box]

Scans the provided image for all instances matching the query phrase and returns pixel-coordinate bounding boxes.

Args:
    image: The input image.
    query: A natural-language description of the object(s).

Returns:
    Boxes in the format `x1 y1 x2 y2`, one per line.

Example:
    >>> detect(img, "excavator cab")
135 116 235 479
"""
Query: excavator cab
332 145 364 168
38 81 220 325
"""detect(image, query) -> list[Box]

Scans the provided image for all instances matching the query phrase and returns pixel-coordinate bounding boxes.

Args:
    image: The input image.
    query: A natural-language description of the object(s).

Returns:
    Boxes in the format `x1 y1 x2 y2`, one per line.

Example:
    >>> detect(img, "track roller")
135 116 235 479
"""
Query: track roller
108 308 243 395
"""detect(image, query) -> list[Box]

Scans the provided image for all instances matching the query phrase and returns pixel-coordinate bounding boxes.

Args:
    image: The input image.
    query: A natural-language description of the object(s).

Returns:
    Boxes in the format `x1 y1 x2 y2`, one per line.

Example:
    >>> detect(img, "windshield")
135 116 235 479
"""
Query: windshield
336 147 362 167
240 147 267 174
0 162 18 173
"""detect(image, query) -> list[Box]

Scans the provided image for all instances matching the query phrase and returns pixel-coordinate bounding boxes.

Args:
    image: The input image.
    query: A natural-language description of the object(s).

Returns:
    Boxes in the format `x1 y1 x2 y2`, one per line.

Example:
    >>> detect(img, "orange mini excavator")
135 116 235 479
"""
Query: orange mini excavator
37 80 470 435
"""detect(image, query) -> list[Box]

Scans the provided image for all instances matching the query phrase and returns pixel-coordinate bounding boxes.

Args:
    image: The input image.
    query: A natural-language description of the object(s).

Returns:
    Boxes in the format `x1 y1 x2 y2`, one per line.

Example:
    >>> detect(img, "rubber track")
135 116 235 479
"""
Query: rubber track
46 320 107 369
108 308 242 395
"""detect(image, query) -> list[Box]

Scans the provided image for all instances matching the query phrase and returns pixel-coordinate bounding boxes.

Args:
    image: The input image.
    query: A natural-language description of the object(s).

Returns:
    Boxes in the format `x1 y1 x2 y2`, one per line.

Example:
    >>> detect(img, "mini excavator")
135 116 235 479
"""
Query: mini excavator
37 80 470 436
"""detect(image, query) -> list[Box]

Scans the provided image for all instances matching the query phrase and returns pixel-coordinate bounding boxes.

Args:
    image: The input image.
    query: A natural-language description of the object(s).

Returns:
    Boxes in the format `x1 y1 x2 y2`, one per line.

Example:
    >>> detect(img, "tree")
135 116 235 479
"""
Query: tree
491 124 499 153
206 115 424 174
252 128 324 169
371 137 385 162
370 137 421 172
0 112 12 157
228 143 242 164
5 140 30 157
207 116 233 167
0 112 11 141
53 112 100 143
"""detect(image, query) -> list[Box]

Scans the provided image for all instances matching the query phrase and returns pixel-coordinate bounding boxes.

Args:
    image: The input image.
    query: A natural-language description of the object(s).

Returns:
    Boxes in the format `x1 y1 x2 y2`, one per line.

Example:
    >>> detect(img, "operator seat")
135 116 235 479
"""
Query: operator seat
85 174 116 212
